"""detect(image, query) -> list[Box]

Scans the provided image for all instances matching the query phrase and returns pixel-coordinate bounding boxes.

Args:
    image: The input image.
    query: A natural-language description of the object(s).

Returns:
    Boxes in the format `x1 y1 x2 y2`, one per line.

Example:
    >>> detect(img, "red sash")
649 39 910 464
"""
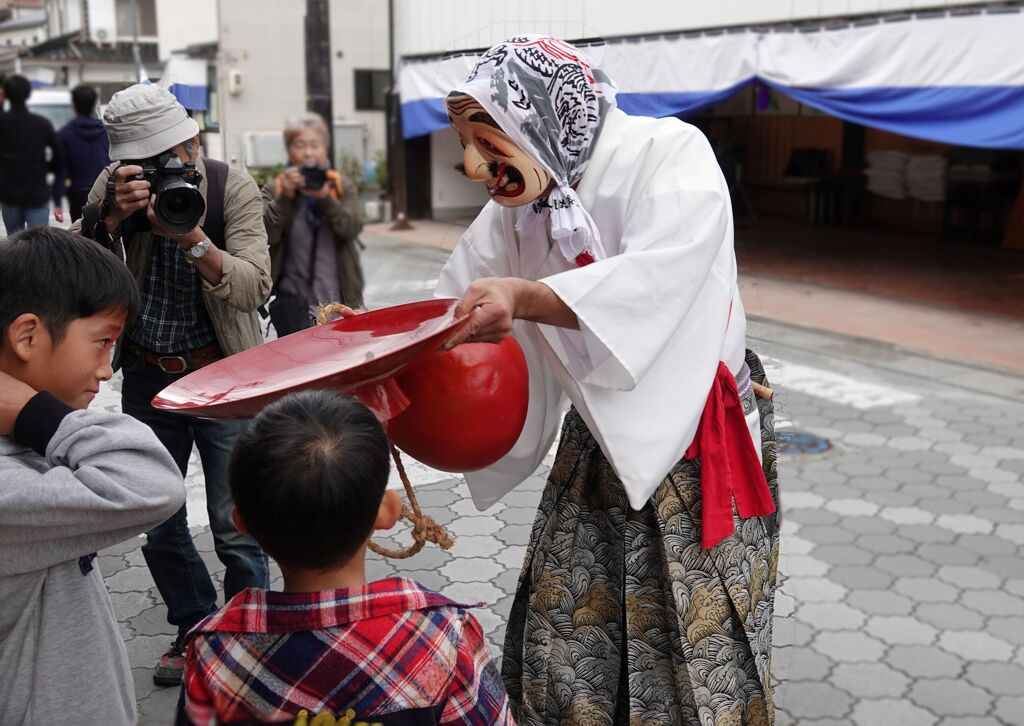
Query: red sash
569 254 772 546
686 361 776 548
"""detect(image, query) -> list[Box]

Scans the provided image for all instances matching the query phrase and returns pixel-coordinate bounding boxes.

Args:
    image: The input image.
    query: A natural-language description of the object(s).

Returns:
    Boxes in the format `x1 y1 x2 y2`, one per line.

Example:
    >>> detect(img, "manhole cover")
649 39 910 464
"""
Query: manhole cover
777 430 832 455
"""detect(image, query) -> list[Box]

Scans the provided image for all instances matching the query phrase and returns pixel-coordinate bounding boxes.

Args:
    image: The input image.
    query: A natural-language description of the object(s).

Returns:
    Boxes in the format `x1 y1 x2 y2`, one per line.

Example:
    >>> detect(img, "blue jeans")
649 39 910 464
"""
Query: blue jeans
121 358 269 631
1 203 49 233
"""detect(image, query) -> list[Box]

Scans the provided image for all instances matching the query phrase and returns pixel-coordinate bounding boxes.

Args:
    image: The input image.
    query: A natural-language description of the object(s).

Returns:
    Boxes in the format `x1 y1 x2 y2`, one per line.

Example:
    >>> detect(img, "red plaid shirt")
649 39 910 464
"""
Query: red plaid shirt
183 577 514 725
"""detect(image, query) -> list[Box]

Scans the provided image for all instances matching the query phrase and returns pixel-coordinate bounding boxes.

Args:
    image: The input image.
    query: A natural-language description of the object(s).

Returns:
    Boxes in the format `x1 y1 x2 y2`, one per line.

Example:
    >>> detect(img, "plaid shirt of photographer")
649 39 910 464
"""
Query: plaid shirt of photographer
128 235 216 354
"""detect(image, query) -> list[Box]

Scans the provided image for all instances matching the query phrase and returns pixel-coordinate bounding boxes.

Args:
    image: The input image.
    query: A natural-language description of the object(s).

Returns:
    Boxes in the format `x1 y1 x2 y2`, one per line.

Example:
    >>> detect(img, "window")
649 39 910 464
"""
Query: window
115 0 156 37
97 81 135 104
354 69 389 111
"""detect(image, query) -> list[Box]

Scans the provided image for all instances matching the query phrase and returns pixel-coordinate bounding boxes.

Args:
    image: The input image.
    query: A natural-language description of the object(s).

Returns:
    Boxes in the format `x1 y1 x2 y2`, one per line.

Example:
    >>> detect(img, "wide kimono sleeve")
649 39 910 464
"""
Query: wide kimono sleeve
436 203 568 510
533 121 745 509
538 127 738 393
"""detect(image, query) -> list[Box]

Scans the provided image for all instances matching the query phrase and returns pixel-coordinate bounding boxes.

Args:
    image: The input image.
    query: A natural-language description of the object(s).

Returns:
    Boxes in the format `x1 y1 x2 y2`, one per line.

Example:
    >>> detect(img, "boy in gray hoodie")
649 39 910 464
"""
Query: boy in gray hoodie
0 227 186 724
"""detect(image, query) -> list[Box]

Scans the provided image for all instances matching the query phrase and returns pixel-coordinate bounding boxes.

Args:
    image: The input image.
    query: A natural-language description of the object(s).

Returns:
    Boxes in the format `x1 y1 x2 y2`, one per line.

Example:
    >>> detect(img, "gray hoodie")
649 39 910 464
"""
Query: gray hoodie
0 393 185 724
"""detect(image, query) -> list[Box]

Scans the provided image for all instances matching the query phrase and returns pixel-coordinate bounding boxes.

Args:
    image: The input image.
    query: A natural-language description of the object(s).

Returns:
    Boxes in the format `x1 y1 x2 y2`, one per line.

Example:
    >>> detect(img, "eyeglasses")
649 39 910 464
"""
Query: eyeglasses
290 139 324 151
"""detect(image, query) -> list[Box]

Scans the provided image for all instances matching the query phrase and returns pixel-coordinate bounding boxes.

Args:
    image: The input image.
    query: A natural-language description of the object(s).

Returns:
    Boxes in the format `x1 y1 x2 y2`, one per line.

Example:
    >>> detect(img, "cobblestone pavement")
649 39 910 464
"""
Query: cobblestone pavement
92 234 1024 724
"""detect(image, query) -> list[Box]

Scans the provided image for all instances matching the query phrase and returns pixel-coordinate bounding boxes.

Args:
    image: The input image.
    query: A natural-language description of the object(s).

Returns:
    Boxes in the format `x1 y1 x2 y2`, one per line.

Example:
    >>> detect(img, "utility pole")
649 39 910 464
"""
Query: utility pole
304 0 334 166
387 0 412 229
130 0 146 82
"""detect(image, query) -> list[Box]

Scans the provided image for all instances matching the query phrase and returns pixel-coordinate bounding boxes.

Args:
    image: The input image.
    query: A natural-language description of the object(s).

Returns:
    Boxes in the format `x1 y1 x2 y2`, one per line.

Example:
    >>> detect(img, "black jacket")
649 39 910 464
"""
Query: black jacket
58 116 110 194
0 105 64 207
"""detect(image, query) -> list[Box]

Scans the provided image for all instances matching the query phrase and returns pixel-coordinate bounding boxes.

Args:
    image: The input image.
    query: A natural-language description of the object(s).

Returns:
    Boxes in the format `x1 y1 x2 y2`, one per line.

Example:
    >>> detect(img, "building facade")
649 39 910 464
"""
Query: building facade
199 0 389 173
3 0 390 179
0 0 47 50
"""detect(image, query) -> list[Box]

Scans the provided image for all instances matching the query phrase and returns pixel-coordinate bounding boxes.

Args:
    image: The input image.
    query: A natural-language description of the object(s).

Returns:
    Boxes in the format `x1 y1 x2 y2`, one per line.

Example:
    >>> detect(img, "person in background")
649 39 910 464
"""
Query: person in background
0 75 64 233
58 84 111 222
262 113 365 336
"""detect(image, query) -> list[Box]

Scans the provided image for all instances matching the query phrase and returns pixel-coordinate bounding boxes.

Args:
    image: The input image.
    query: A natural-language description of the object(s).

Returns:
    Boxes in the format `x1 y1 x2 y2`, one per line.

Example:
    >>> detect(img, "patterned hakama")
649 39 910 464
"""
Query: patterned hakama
502 351 781 726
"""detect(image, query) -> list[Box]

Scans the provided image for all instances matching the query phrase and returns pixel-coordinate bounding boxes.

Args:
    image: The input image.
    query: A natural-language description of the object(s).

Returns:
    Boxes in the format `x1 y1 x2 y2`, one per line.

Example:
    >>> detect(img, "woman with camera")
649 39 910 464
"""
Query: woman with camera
262 113 365 337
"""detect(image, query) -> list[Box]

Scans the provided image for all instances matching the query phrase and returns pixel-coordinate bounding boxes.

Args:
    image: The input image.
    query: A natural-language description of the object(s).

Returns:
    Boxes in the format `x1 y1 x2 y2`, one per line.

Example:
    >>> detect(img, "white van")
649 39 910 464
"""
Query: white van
24 87 77 129
2 87 100 128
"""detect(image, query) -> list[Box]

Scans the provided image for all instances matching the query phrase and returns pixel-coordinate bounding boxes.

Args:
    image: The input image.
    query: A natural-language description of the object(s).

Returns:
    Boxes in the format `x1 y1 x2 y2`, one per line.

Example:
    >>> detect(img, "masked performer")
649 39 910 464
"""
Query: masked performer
437 36 781 726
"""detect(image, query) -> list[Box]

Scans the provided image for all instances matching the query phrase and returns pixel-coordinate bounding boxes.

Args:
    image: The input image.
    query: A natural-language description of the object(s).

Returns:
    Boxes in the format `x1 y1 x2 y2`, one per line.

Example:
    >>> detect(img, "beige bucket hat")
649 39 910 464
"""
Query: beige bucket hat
103 84 200 160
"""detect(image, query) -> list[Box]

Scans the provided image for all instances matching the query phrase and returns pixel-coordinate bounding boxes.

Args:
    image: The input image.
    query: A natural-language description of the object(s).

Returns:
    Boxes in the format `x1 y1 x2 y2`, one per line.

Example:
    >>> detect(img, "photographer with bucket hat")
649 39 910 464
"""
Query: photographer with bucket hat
71 83 272 687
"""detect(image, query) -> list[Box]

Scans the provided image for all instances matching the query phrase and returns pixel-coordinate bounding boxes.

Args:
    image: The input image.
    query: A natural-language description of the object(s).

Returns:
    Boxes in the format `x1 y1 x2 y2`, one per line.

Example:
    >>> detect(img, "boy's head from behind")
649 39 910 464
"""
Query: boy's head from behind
230 390 398 571
0 227 139 409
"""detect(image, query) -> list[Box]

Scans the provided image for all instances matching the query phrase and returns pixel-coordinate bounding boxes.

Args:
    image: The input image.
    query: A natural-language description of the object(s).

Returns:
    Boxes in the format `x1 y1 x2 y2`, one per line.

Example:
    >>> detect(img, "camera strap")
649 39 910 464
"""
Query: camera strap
200 157 275 321
200 157 229 251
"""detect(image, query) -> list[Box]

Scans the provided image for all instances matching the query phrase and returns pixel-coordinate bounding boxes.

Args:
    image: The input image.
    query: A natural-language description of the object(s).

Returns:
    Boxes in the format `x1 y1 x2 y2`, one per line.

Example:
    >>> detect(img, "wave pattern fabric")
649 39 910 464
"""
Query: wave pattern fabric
502 350 780 726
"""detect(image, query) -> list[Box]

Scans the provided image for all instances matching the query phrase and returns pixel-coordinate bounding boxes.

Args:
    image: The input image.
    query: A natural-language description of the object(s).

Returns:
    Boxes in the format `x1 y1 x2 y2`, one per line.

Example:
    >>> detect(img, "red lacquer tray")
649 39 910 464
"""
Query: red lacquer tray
151 299 470 419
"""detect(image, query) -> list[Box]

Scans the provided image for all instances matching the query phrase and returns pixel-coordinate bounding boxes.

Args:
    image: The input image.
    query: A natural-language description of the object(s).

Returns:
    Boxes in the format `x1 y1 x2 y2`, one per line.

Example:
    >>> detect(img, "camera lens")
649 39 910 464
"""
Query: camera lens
154 177 205 234
165 194 187 214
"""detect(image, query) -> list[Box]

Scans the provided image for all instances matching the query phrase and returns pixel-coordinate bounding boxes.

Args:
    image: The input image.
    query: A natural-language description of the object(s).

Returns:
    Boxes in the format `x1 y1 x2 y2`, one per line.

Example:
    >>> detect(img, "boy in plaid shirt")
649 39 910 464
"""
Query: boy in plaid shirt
181 390 514 725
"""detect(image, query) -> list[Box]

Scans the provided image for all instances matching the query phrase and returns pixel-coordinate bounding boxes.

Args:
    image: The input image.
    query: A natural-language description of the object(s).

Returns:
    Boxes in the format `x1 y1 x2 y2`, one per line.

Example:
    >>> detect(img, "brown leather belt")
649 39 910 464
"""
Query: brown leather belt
124 341 223 374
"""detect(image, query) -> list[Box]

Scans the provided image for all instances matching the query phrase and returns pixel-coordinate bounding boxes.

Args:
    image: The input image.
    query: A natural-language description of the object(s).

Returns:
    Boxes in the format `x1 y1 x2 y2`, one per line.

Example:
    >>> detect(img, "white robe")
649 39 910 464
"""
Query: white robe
436 108 758 512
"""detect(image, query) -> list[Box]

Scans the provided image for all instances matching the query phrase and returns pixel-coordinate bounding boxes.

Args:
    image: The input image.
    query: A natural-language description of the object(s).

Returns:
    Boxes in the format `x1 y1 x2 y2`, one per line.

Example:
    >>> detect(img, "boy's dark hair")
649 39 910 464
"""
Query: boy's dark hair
0 227 139 345
71 84 98 116
3 74 31 105
230 390 391 570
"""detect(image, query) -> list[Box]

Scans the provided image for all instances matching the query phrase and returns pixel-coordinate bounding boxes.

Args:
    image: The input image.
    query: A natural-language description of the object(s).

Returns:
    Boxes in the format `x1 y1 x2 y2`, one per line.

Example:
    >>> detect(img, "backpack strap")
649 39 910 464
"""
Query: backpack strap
201 157 229 250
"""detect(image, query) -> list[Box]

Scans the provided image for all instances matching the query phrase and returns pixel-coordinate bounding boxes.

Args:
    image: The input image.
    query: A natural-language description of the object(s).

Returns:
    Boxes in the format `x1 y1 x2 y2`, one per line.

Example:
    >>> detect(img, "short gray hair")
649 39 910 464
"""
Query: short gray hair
283 113 330 148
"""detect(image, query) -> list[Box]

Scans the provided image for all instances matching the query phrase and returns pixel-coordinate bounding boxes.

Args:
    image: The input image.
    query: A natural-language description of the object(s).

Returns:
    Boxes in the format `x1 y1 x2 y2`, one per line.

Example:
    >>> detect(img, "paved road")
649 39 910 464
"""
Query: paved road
93 234 1024 724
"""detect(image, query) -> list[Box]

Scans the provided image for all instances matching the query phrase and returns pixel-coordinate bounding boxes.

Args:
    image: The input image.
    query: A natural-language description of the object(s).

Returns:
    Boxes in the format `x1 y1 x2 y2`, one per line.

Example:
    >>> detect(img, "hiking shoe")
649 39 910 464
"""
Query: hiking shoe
153 634 187 686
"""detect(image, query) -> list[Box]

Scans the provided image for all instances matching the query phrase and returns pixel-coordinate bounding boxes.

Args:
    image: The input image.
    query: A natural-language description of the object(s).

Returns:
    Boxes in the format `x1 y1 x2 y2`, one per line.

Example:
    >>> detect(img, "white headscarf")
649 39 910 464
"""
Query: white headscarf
454 35 618 265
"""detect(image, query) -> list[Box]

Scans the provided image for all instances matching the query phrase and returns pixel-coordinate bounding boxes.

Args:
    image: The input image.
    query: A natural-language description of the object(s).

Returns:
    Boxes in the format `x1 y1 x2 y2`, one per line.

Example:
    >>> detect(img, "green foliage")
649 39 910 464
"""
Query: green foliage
246 150 387 194
337 152 368 192
248 164 285 189
372 148 387 190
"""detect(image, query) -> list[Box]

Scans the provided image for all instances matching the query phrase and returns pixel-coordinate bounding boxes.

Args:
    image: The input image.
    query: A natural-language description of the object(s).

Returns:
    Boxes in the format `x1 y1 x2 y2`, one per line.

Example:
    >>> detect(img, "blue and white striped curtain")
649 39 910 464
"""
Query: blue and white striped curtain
398 10 1024 150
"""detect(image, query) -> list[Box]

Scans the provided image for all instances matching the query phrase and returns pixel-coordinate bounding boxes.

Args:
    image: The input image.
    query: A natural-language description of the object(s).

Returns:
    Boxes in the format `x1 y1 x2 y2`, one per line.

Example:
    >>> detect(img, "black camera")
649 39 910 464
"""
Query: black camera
124 154 205 234
299 161 328 191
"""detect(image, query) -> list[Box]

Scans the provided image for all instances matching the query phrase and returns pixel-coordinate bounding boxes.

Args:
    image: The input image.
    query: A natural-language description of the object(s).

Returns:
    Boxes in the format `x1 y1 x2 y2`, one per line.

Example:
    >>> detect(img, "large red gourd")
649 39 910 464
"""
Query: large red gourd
151 299 530 473
385 337 529 472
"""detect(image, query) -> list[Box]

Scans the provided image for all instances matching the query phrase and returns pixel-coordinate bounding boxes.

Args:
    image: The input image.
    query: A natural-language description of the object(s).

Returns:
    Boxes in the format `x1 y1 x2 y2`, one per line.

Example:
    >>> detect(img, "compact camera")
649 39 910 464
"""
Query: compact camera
299 161 328 191
123 154 205 234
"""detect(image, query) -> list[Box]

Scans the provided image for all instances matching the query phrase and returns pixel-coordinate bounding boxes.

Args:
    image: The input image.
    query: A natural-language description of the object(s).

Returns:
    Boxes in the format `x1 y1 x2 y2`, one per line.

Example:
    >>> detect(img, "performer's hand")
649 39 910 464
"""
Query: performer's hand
444 276 580 349
316 302 361 324
0 371 37 437
53 207 65 224
444 277 521 348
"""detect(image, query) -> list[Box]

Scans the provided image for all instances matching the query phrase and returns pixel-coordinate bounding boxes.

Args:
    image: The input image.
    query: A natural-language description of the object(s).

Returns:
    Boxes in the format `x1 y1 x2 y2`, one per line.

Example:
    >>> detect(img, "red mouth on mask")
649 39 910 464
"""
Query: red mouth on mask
488 163 526 197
